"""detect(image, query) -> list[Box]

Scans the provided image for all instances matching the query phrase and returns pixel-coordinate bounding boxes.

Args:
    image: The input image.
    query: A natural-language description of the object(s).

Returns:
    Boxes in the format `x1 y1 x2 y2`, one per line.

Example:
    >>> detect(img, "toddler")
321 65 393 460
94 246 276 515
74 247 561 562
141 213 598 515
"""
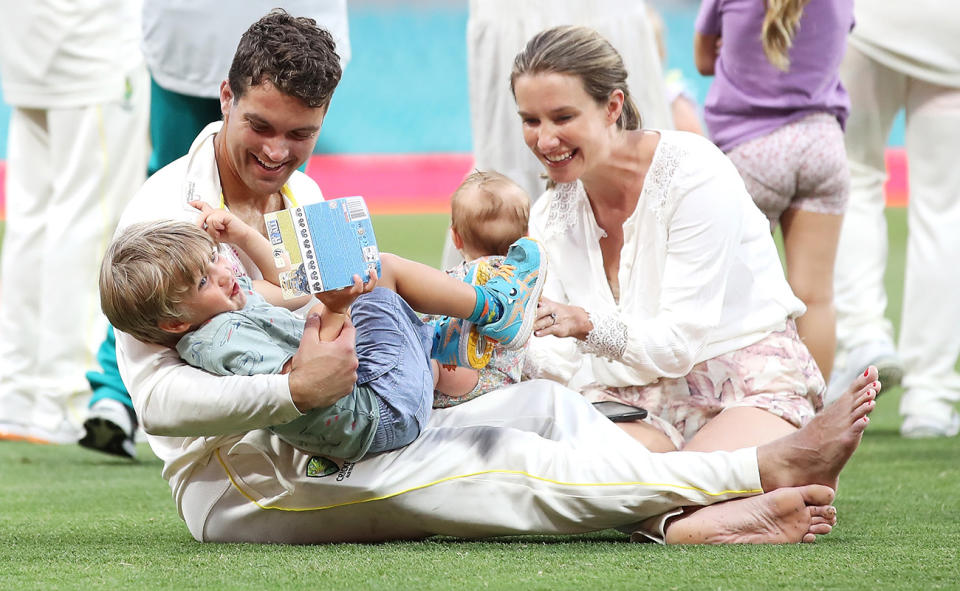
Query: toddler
99 208 546 460
695 0 853 382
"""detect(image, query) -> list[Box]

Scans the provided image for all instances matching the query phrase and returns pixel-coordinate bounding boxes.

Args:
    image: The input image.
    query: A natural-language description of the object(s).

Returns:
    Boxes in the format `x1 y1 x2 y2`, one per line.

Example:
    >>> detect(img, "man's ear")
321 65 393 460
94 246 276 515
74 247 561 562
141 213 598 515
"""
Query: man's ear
157 318 192 335
451 227 465 250
219 80 233 118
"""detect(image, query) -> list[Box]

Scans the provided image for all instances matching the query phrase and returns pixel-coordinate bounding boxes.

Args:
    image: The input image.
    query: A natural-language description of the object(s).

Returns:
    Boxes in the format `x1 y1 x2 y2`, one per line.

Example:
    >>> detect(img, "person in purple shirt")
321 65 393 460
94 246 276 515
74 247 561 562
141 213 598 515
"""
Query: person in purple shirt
694 0 853 384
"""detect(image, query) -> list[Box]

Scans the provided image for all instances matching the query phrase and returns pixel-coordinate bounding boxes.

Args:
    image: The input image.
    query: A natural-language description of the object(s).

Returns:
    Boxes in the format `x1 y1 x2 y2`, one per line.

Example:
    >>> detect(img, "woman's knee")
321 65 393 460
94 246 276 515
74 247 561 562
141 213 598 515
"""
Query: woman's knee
788 276 834 307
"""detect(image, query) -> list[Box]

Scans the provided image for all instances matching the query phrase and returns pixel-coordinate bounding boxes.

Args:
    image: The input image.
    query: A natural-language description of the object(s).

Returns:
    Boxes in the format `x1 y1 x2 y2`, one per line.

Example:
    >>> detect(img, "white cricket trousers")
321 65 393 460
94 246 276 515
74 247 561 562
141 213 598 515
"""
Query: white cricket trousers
179 382 761 543
835 46 960 417
0 65 149 441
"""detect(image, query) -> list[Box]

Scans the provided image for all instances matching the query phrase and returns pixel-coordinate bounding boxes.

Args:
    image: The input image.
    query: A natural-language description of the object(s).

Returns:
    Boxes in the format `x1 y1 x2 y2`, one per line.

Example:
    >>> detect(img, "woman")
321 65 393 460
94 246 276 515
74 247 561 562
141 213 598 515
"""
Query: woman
515 25 824 453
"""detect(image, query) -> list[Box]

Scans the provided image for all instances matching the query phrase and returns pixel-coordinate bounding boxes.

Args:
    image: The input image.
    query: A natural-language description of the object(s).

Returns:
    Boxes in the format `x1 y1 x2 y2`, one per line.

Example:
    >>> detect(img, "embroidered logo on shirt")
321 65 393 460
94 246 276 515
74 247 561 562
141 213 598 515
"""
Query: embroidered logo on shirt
306 456 340 478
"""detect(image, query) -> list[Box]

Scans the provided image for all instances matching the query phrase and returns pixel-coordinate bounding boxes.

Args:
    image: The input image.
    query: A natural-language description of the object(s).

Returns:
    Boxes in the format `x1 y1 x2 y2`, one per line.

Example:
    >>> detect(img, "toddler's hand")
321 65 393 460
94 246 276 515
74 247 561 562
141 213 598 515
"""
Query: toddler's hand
190 201 253 244
315 269 379 315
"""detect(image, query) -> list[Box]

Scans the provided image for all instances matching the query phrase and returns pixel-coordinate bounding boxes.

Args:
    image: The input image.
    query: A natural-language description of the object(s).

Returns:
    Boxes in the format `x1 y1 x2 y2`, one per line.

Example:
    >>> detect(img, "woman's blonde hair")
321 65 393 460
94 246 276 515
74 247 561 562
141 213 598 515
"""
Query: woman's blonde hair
99 221 216 346
510 25 642 130
762 0 811 72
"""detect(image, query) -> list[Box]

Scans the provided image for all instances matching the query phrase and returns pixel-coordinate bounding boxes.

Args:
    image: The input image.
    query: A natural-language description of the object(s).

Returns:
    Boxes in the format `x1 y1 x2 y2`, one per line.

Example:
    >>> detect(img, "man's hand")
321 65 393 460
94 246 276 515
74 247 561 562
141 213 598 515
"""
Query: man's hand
287 313 359 412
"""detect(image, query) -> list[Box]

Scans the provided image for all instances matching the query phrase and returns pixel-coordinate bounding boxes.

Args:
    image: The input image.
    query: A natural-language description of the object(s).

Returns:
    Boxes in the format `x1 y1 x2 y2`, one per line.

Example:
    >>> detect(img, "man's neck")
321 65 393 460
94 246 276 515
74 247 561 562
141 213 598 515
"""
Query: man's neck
228 194 284 235
213 132 284 234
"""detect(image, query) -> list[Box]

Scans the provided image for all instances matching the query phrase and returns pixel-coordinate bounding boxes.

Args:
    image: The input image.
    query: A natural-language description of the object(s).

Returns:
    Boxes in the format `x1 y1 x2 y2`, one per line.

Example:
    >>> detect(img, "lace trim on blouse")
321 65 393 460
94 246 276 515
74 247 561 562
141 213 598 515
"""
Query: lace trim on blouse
577 310 628 361
543 181 582 236
644 138 685 225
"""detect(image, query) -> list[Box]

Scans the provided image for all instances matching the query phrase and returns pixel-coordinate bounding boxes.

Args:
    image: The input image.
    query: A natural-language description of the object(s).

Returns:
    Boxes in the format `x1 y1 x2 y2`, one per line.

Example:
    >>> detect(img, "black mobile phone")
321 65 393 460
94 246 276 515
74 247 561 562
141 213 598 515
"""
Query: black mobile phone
592 401 648 422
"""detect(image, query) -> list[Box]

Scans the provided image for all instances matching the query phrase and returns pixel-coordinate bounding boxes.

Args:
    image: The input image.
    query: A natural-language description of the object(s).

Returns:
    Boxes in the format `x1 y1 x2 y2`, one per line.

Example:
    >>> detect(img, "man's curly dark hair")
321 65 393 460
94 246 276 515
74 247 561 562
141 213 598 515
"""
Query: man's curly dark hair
228 9 342 109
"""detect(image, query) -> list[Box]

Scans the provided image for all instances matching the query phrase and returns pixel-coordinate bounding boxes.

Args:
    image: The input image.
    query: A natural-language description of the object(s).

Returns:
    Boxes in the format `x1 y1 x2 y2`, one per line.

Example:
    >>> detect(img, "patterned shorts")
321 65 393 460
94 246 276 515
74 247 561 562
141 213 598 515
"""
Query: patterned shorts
727 112 849 229
582 320 825 449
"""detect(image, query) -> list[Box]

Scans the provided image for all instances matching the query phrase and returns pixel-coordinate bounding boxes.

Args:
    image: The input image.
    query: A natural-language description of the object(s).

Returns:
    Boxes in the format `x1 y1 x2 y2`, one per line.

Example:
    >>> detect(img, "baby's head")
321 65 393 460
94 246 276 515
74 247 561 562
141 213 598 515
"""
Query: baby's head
450 170 531 261
99 221 246 346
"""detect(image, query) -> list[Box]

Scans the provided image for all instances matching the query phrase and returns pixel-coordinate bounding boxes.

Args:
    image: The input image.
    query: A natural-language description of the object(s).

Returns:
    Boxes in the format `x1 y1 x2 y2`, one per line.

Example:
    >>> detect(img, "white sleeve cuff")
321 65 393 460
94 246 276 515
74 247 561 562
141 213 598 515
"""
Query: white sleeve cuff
577 310 628 361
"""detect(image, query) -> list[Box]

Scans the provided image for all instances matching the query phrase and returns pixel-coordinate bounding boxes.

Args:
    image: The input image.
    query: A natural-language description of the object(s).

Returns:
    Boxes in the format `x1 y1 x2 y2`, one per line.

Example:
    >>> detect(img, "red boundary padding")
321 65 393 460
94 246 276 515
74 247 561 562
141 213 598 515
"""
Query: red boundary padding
305 153 473 215
0 149 909 220
883 148 908 207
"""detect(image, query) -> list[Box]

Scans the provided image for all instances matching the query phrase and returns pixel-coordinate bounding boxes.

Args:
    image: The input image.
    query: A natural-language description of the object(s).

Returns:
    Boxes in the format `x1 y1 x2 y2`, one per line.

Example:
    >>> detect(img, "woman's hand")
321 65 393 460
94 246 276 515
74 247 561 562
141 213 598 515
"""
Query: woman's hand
533 297 592 340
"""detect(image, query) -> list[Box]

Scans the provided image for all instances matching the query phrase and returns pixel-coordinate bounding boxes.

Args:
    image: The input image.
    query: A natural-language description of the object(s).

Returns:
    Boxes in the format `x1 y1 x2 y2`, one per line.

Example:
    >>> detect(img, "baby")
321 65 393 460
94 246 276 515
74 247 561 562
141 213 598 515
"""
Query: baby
432 170 533 408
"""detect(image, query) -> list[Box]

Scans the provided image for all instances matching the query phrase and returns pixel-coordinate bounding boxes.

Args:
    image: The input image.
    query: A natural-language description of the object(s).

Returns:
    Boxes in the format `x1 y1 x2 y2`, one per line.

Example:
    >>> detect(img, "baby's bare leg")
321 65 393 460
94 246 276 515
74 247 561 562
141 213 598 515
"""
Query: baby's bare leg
379 253 477 318
433 363 480 398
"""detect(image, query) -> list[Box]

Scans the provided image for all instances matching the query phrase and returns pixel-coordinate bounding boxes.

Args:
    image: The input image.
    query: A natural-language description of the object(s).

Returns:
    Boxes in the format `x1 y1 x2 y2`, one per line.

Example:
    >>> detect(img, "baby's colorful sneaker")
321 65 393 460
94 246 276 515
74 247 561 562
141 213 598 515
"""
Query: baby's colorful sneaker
430 315 492 370
477 237 547 350
463 255 505 287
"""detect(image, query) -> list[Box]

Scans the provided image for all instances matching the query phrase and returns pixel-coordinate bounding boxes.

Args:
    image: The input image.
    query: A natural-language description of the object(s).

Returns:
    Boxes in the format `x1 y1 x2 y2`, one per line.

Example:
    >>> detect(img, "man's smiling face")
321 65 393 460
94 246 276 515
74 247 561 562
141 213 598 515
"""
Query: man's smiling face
217 79 326 197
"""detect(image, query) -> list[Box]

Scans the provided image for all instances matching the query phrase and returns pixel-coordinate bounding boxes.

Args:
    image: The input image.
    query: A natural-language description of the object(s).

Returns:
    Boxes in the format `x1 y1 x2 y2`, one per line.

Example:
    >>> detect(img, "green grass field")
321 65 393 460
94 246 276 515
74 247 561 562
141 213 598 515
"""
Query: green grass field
1 209 958 591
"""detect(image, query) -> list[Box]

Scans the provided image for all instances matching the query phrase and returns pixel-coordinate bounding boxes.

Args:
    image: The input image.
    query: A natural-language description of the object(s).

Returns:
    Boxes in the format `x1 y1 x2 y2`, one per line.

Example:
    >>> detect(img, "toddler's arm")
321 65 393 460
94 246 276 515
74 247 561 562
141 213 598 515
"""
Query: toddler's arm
693 32 720 76
312 270 379 341
191 201 311 309
192 201 280 281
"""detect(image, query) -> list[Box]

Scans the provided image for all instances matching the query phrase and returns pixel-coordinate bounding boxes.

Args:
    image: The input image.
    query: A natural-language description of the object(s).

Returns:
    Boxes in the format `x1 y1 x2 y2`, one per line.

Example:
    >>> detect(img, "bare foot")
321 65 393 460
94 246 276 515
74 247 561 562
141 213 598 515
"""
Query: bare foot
759 366 880 491
664 484 836 544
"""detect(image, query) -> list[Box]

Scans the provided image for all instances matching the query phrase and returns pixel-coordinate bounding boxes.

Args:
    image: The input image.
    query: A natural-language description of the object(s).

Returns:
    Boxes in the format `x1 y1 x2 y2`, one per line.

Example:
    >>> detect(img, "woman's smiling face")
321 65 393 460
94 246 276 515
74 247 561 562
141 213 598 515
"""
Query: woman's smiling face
514 71 621 185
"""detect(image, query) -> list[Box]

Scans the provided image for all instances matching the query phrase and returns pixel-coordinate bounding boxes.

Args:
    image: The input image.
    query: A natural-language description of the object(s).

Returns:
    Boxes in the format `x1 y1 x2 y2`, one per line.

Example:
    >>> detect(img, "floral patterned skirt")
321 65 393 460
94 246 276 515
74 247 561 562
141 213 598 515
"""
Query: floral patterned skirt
582 320 825 449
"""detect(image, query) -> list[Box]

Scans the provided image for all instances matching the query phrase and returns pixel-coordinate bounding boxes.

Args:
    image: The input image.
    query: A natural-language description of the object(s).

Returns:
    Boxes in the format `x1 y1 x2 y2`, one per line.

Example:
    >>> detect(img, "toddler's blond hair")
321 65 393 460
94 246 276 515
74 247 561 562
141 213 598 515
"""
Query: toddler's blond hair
99 221 217 346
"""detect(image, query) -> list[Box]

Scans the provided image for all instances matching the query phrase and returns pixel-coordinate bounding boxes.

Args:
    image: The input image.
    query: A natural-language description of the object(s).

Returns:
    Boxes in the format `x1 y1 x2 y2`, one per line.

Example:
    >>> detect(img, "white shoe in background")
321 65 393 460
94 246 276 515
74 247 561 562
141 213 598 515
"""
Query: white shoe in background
901 402 960 439
826 340 904 404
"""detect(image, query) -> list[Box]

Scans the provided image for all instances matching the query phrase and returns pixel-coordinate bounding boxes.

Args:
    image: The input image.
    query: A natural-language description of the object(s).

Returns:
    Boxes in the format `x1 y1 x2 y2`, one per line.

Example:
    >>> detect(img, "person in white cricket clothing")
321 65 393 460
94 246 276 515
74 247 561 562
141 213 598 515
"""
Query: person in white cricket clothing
0 0 150 444
827 1 960 439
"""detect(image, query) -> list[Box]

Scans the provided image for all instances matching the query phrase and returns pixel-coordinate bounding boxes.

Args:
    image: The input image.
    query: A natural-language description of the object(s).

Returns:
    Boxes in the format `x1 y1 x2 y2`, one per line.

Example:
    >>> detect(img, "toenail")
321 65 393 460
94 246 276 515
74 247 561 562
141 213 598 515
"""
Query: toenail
863 369 870 377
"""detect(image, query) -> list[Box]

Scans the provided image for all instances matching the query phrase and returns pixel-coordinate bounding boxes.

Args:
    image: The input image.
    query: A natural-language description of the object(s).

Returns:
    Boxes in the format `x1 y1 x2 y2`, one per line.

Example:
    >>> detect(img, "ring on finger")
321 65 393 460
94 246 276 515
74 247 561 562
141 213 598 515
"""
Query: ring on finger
549 312 557 326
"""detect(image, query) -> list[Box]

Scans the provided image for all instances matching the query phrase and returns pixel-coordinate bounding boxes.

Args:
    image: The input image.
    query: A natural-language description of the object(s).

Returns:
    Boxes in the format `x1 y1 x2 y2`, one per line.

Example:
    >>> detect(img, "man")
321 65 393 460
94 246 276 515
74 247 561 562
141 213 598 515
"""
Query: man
827 2 960 438
116 10 877 545
0 0 150 444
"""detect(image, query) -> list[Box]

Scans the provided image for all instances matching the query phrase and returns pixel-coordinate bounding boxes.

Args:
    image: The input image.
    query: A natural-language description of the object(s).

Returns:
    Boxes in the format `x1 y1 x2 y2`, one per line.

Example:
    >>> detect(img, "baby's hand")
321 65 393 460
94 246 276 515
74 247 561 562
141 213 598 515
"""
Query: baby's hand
190 201 253 245
314 269 379 315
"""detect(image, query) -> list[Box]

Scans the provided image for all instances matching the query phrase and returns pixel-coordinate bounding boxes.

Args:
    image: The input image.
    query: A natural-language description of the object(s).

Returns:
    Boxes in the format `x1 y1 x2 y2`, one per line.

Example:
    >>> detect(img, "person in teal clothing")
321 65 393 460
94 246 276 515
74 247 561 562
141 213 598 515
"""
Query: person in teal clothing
81 328 139 457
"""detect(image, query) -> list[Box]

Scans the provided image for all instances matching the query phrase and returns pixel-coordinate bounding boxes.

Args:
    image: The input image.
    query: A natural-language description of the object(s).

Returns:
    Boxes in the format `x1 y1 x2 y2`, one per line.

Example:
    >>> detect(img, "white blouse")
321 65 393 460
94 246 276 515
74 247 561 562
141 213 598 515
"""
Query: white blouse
526 130 804 387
